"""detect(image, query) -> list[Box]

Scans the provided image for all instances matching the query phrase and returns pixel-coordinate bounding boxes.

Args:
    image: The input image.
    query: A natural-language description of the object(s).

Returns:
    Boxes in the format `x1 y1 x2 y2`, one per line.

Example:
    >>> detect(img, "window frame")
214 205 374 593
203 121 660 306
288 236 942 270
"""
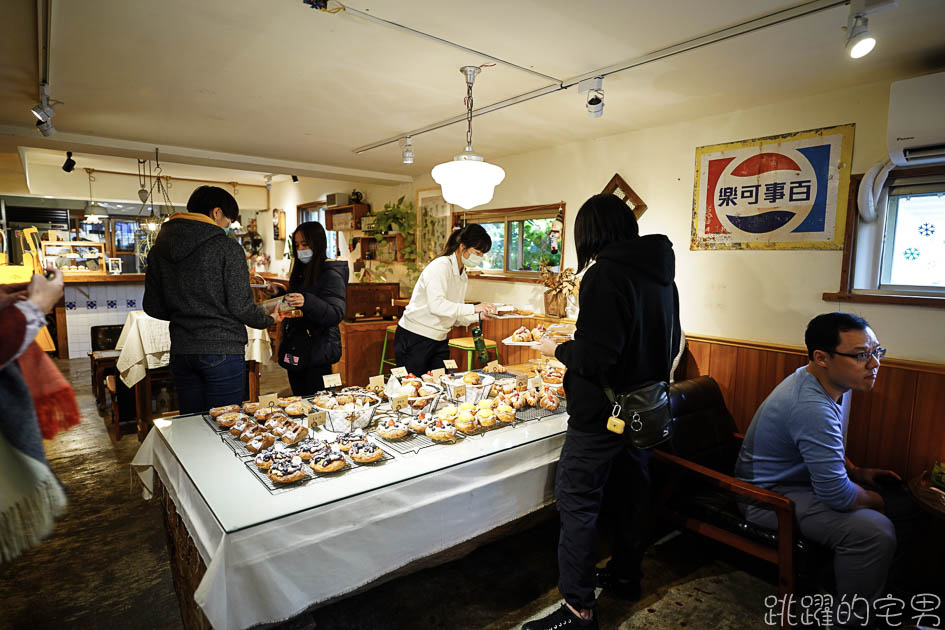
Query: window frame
823 166 945 309
452 202 565 281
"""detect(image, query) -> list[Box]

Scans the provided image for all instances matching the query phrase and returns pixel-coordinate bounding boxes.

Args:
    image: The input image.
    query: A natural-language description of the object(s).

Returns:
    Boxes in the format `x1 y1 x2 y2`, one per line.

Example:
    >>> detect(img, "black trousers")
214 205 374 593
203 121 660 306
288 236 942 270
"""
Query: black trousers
286 363 333 396
394 325 450 376
556 424 652 610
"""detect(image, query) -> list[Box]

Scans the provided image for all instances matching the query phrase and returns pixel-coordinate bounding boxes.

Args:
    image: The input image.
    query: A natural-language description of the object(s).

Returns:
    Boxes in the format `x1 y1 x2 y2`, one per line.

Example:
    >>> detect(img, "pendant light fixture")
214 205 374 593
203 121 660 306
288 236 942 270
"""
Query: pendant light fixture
431 66 505 210
84 168 106 223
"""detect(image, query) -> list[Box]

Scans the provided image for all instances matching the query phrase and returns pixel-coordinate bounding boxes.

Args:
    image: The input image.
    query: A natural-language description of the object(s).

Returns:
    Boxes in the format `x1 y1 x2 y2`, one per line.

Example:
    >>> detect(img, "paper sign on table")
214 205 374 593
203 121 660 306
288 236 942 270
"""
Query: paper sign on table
391 395 408 411
443 359 457 370
391 366 408 378
431 368 446 379
308 410 326 428
323 373 342 388
516 373 530 388
368 374 386 388
487 360 500 371
454 384 466 399
258 393 278 409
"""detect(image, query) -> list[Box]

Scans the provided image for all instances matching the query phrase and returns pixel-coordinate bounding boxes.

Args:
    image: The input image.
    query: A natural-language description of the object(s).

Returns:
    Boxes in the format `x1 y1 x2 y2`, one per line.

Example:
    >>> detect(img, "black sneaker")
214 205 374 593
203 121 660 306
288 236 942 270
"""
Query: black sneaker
521 604 598 630
595 566 641 601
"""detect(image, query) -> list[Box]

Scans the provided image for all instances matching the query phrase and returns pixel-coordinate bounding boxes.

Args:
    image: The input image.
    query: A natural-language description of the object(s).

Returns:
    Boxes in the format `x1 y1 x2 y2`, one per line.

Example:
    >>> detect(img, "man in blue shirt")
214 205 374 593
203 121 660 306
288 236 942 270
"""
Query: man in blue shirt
736 312 900 625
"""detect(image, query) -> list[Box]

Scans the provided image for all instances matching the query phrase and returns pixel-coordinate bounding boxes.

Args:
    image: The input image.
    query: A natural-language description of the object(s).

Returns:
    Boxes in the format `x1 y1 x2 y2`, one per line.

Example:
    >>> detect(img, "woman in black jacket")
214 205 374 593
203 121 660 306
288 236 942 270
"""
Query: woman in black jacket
279 221 348 395
525 194 680 630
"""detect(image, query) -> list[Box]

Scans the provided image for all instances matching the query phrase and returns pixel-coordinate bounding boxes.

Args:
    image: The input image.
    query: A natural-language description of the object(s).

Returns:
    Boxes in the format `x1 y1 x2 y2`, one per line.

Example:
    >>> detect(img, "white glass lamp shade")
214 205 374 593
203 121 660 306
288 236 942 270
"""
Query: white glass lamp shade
431 154 505 210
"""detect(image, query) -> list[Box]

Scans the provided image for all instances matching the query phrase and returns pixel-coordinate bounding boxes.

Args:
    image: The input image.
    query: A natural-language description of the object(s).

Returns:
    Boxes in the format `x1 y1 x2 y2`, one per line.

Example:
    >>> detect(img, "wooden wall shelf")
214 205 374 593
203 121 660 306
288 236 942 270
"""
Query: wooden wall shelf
324 204 370 231
361 233 414 263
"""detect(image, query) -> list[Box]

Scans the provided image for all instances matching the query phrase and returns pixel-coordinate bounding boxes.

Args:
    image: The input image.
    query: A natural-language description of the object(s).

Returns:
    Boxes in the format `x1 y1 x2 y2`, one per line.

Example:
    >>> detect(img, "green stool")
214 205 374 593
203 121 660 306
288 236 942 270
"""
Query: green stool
379 325 398 375
447 336 498 371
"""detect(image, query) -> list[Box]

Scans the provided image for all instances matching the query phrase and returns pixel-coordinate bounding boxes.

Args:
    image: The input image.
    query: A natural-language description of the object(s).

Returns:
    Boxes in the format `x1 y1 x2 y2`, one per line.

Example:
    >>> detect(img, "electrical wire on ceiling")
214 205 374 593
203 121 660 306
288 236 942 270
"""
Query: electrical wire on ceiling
308 0 854 155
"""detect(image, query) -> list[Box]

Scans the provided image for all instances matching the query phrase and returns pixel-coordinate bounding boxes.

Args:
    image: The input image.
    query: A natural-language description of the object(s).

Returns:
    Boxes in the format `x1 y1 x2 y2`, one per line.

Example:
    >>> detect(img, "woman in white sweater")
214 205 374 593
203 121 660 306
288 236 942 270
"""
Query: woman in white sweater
395 224 497 375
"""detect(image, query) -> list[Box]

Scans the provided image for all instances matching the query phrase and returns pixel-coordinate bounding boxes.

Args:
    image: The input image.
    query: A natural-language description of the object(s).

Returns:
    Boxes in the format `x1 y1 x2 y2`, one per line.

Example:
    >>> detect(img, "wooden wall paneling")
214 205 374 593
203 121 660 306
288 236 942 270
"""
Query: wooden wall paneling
863 367 917 476
845 389 874 468
684 340 711 379
732 346 768 430
707 343 739 428
761 351 807 399
906 372 945 479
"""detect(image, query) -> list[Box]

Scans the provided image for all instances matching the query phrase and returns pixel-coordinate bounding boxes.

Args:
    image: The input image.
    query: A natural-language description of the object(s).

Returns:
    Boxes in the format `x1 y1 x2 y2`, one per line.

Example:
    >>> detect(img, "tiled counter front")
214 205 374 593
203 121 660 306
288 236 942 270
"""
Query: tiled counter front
62 279 145 358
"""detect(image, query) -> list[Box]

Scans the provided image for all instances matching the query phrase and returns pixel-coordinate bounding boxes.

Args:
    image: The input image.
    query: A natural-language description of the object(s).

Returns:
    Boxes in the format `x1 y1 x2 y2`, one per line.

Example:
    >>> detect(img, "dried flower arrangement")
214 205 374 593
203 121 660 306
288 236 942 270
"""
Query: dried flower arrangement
539 264 579 317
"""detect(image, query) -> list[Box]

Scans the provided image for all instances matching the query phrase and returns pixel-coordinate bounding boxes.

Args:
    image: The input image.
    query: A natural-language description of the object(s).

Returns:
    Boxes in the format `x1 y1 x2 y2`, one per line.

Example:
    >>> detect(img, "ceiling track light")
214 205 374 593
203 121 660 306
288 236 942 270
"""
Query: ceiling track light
264 174 273 191
31 82 58 136
431 66 505 210
845 0 897 59
401 136 414 164
61 151 76 173
291 175 300 183
578 77 604 118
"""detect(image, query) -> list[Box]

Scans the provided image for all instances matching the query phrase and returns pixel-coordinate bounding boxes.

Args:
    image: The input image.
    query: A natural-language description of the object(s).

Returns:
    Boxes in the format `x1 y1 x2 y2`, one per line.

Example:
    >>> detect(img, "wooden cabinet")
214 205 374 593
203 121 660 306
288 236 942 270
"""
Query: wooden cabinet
42 240 106 277
334 319 396 387
345 283 399 320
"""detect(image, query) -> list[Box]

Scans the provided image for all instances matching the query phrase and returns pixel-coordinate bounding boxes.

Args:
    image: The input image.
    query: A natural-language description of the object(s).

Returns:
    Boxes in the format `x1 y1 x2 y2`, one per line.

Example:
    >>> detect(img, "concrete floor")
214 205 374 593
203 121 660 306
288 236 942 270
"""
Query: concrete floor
0 357 779 630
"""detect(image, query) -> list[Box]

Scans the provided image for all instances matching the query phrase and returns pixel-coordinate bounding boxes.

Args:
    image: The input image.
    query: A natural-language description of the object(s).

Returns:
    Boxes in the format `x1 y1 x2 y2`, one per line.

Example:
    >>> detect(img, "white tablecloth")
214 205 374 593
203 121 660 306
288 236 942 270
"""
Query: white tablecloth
115 311 271 387
132 412 567 630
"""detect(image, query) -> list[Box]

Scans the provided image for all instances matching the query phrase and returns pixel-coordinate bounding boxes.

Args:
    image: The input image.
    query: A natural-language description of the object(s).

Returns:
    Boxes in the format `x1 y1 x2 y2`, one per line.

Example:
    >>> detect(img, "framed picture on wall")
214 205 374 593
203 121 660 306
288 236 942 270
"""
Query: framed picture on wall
272 209 286 240
416 188 452 264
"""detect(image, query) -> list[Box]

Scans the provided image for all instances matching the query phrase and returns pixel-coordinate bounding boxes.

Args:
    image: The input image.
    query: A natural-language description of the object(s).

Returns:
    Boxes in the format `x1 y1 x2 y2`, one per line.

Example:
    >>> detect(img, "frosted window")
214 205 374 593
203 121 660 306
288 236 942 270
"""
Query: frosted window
881 192 945 290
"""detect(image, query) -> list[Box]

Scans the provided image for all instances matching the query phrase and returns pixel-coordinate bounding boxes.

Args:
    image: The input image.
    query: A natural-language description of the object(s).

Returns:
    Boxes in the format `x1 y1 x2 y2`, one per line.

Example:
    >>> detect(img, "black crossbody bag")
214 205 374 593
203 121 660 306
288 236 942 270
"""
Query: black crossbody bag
601 311 676 449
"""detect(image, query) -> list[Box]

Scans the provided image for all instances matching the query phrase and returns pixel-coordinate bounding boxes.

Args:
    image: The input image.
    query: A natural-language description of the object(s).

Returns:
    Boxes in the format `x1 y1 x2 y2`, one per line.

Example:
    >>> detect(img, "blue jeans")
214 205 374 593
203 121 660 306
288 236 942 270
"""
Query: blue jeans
169 353 245 415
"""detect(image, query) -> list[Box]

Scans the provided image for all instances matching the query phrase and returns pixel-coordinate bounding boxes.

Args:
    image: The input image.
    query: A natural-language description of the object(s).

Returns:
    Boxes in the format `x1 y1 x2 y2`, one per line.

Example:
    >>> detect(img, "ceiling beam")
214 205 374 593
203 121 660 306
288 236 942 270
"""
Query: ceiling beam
0 125 412 186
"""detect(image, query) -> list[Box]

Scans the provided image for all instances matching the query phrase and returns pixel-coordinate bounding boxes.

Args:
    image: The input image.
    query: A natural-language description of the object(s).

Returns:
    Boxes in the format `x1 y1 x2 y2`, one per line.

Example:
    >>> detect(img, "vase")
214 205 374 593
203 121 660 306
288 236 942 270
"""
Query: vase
544 290 566 318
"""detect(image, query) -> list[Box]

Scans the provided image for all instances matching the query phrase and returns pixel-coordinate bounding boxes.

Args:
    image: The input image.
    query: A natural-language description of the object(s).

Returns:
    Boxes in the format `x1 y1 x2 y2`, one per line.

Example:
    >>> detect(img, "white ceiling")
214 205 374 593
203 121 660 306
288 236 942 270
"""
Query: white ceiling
1 0 944 183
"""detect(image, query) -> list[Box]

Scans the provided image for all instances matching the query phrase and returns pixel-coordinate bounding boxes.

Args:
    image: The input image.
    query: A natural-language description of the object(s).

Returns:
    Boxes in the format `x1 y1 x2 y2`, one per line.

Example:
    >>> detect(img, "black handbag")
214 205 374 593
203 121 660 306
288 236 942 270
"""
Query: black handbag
603 381 674 449
277 318 316 372
601 310 676 449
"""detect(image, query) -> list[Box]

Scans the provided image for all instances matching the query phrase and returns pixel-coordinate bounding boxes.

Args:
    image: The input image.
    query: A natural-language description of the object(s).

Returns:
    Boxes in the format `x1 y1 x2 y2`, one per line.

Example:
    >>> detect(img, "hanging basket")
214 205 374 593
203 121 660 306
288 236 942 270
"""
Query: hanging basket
544 290 567 318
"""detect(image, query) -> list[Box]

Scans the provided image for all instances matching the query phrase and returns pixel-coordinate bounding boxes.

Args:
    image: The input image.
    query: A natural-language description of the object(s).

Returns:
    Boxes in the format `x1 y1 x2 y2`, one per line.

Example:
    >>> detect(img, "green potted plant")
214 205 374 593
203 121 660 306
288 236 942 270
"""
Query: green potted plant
371 196 417 261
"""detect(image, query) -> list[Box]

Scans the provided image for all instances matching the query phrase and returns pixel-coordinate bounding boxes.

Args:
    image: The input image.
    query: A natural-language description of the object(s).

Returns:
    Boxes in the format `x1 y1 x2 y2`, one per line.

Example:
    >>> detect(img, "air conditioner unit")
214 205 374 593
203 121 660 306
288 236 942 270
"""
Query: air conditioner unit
887 70 945 166
325 192 349 208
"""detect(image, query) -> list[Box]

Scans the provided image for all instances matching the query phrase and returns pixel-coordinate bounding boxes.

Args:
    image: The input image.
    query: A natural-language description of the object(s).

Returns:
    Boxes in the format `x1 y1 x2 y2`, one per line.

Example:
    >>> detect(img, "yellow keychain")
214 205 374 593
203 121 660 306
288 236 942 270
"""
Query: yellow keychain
606 402 625 434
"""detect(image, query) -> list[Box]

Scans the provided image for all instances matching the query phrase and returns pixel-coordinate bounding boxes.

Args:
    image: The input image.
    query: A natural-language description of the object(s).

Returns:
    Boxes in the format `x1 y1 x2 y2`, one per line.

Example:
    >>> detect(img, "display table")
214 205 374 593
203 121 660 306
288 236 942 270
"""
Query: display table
132 409 567 630
116 311 271 438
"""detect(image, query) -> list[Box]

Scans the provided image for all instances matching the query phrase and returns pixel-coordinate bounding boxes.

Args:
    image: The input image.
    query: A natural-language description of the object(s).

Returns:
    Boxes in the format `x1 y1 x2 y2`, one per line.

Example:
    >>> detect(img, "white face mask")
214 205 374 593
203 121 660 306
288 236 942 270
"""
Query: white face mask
296 248 313 264
461 252 483 268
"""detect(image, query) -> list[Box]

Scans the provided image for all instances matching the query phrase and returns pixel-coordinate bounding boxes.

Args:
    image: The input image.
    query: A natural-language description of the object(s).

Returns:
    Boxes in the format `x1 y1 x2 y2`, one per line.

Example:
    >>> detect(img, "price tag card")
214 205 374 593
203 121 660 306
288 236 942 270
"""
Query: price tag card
308 410 327 428
516 373 530 388
258 393 278 409
487 360 500 371
391 395 409 411
443 359 458 370
454 384 466 399
431 368 446 379
322 373 343 389
391 366 408 379
368 374 386 388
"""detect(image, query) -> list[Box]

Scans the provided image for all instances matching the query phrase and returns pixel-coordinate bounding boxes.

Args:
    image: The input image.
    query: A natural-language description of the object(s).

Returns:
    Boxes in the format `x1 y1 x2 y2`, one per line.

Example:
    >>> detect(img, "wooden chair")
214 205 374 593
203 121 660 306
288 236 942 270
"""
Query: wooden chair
104 374 137 441
654 376 829 628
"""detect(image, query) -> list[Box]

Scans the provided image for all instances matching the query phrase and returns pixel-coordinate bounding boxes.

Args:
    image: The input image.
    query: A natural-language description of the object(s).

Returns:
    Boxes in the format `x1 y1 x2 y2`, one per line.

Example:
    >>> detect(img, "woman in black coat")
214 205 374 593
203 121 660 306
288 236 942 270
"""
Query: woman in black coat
279 221 348 395
525 194 681 630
